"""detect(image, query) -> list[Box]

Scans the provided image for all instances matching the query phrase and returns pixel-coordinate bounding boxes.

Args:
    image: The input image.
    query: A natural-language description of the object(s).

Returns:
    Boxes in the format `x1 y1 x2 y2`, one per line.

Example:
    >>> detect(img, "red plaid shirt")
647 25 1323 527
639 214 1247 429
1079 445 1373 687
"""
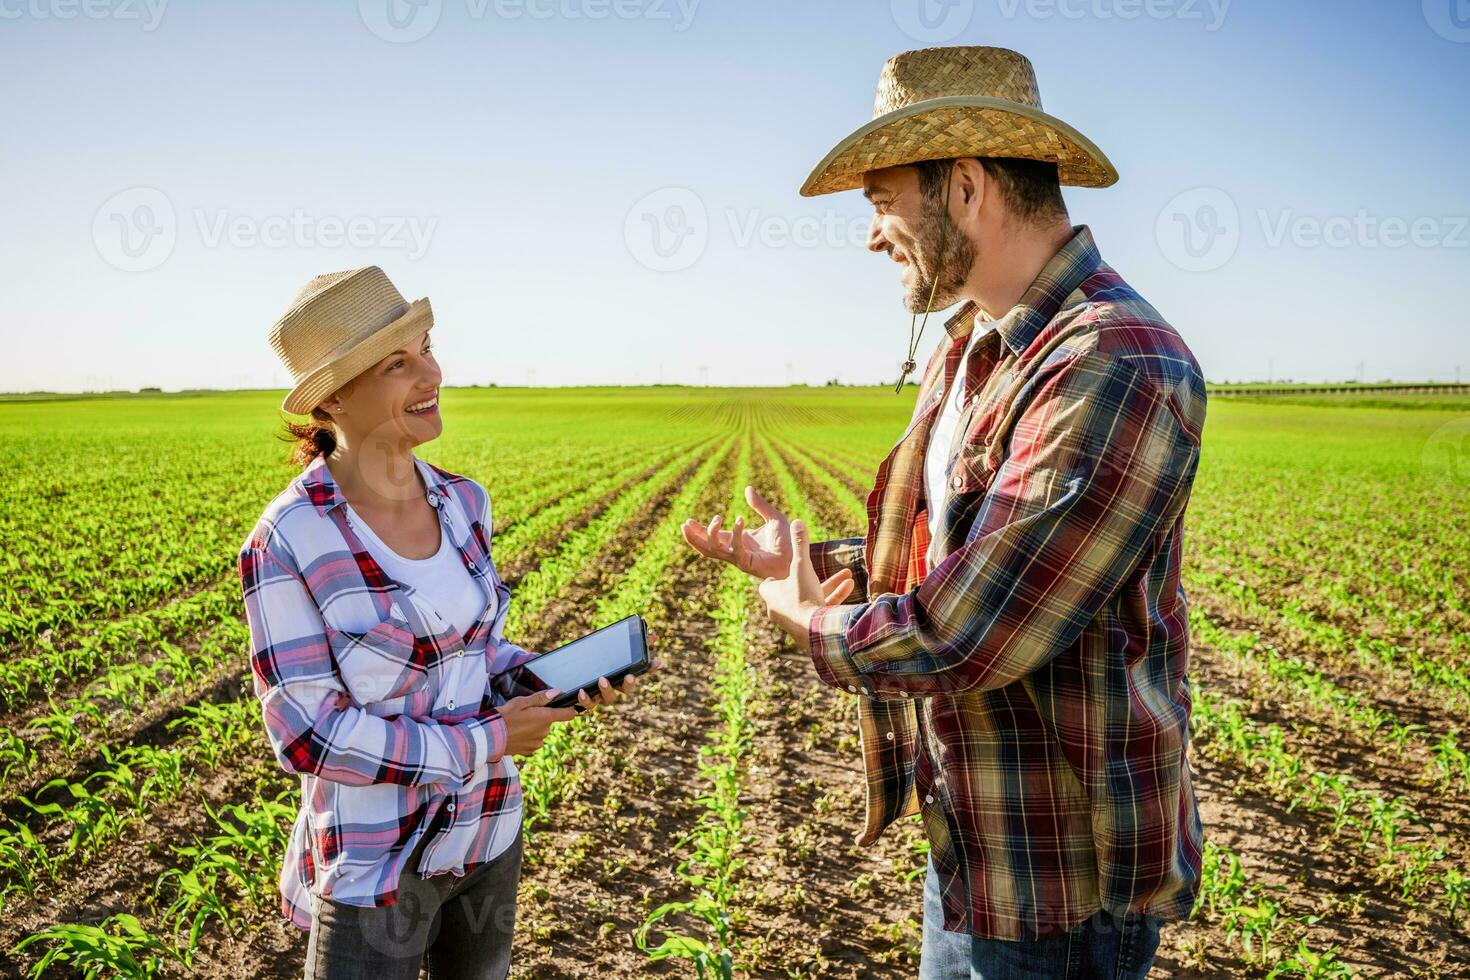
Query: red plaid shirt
239 455 534 928
807 227 1206 940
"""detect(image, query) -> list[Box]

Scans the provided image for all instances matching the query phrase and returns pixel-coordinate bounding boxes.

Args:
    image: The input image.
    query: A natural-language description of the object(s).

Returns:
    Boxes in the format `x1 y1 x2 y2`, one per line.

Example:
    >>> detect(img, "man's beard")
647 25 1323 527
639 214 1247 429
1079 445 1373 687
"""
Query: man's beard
901 196 975 314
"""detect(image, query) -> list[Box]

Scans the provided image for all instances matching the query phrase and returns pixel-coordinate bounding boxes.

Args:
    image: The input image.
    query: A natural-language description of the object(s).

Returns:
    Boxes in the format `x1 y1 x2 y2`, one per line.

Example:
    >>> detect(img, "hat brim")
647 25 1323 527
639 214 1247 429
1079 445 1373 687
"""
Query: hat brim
799 95 1118 197
281 298 434 416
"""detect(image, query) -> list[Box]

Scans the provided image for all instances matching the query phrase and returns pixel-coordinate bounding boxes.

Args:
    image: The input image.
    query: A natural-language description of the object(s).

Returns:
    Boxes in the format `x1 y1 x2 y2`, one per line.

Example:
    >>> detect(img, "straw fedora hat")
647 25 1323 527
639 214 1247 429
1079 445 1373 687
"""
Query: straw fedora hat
270 266 433 416
800 46 1117 197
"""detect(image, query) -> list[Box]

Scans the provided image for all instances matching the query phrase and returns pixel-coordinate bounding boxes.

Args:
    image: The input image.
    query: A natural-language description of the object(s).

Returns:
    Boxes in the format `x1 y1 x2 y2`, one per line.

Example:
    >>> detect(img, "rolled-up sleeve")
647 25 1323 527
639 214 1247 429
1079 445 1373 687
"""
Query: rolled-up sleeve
809 536 870 603
809 351 1200 698
240 543 504 785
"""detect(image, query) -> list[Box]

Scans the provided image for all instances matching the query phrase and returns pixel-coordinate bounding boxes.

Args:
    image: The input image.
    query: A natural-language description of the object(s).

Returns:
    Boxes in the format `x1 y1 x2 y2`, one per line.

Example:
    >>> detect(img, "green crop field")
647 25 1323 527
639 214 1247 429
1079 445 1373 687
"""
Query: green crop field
0 388 1466 978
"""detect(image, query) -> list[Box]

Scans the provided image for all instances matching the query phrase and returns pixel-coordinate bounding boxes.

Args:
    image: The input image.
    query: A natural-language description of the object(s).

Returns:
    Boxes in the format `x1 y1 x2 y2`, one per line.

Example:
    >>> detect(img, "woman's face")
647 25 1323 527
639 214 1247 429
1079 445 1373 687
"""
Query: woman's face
321 328 443 449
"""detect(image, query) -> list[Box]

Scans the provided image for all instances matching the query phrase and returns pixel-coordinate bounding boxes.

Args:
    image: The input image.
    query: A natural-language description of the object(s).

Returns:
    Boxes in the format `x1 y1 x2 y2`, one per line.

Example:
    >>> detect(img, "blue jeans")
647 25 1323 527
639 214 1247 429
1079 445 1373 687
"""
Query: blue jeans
918 859 1162 980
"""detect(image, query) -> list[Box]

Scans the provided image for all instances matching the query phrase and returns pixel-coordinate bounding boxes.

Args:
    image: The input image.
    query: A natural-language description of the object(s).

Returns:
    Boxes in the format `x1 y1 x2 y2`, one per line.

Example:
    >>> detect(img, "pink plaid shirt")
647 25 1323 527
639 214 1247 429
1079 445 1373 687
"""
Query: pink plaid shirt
238 455 534 928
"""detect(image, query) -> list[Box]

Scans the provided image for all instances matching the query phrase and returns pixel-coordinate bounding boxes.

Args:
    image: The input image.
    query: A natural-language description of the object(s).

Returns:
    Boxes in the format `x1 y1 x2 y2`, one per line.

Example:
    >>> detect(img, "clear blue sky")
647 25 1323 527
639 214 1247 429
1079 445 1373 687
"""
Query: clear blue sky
3 0 1467 391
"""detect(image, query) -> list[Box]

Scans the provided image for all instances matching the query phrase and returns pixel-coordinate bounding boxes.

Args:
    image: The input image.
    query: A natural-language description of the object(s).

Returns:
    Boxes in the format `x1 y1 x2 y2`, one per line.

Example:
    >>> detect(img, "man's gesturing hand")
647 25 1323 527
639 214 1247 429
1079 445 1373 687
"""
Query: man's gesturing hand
682 485 790 578
757 519 839 652
682 487 856 605
496 689 578 756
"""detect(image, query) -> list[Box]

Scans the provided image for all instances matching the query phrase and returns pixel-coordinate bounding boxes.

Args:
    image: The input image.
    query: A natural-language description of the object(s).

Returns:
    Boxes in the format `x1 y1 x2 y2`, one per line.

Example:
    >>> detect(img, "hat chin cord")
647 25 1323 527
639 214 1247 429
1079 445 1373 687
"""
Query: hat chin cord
894 167 956 394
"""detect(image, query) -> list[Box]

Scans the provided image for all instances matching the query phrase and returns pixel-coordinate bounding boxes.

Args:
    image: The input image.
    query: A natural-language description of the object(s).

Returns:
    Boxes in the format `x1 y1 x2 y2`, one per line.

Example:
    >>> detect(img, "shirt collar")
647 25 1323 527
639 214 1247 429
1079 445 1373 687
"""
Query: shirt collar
300 454 450 516
941 225 1102 357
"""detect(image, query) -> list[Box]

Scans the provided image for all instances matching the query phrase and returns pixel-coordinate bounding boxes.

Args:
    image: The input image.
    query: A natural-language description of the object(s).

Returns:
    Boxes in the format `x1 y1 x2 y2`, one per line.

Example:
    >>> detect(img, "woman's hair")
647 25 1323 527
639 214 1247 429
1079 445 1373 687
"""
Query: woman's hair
282 408 337 467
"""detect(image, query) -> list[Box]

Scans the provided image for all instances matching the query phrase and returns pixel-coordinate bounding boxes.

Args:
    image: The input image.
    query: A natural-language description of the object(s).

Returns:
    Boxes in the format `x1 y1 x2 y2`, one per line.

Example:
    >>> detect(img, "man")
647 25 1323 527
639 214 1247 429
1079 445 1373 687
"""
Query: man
682 46 1205 978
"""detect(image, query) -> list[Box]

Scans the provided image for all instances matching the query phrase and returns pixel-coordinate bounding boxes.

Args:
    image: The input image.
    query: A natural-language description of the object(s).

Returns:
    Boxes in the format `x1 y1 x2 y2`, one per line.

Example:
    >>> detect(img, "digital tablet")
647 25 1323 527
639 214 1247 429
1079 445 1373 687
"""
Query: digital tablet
491 614 650 709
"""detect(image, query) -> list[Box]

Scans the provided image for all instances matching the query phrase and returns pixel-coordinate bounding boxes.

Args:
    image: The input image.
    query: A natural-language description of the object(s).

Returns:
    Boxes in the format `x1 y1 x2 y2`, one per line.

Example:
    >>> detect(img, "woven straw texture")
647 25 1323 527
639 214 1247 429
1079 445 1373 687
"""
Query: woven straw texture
801 46 1116 196
269 266 433 415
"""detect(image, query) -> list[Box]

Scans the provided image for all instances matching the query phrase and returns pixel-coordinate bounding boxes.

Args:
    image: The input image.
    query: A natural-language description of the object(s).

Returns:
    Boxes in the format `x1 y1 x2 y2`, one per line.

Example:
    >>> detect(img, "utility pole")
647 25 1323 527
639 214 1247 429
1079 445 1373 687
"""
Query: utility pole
1357 360 1364 383
1267 359 1274 384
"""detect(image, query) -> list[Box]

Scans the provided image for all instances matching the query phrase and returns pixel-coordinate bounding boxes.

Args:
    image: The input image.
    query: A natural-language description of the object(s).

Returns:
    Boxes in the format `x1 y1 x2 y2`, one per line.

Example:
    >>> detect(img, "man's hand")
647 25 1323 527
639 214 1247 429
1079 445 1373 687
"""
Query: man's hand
497 689 578 756
683 487 856 604
757 519 839 653
682 485 790 578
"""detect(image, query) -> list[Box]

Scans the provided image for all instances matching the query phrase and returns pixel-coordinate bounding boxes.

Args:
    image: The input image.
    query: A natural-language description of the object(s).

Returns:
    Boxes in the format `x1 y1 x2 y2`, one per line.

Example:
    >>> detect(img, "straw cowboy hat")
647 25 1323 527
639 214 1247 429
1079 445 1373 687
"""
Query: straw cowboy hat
270 266 433 415
800 45 1117 197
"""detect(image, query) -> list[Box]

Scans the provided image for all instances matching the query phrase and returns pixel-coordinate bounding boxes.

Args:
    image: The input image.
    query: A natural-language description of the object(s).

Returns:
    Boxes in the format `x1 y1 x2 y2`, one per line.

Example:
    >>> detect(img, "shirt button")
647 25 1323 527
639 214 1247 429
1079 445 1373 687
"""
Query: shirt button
885 731 894 741
951 474 964 491
456 649 464 658
925 795 935 805
847 685 857 693
447 699 455 709
900 691 911 699
446 802 456 813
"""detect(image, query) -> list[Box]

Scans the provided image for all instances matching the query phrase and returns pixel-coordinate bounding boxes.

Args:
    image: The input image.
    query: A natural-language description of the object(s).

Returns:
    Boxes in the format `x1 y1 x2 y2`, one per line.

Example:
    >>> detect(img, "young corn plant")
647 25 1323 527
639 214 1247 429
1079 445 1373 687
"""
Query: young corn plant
637 438 755 979
10 913 186 980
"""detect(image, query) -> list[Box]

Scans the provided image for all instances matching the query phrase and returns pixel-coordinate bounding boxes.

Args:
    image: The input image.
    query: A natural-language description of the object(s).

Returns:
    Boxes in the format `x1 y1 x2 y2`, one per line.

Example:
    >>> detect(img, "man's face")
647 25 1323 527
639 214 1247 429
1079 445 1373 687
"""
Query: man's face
863 165 975 314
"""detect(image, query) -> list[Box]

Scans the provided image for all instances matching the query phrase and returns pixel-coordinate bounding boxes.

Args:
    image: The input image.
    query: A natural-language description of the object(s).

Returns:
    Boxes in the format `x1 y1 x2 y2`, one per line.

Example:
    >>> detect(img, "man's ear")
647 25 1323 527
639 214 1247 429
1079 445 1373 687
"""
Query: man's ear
951 158 987 212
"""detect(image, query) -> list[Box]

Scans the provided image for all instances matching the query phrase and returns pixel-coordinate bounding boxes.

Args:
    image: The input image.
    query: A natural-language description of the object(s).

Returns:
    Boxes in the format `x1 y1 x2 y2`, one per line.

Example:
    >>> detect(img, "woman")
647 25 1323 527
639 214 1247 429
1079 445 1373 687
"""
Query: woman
238 266 640 979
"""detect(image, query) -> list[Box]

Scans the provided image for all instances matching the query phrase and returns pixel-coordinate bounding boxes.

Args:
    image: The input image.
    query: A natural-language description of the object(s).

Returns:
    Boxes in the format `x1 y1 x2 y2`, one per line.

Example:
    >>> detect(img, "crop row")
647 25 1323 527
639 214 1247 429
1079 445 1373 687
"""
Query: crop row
638 436 756 978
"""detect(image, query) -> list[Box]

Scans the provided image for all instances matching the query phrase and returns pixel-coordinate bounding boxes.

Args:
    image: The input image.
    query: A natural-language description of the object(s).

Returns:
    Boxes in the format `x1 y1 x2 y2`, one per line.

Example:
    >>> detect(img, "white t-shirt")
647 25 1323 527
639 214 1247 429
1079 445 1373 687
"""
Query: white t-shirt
343 502 491 639
923 324 992 550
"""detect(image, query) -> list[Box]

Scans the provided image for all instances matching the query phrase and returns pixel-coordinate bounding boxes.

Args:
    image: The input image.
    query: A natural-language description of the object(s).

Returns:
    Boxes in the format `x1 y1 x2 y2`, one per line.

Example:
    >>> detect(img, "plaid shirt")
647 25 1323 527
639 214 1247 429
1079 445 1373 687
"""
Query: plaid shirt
238 455 535 929
808 227 1206 940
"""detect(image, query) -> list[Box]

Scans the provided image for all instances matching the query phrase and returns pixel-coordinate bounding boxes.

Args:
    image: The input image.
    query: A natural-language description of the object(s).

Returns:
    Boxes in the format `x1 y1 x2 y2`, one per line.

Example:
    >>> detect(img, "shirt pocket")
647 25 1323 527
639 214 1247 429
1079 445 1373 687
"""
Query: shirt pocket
951 439 999 497
325 614 429 704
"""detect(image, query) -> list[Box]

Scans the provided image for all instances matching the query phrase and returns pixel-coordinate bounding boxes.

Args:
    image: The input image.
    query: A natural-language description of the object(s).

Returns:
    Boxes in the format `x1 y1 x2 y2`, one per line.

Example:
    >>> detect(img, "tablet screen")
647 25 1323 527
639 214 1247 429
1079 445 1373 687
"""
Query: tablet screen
495 615 645 701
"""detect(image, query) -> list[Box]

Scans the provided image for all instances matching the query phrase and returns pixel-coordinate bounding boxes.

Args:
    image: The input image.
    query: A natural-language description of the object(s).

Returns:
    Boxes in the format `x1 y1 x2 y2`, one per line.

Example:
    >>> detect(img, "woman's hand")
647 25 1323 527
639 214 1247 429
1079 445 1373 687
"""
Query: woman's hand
573 631 660 713
497 689 578 756
573 661 661 712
